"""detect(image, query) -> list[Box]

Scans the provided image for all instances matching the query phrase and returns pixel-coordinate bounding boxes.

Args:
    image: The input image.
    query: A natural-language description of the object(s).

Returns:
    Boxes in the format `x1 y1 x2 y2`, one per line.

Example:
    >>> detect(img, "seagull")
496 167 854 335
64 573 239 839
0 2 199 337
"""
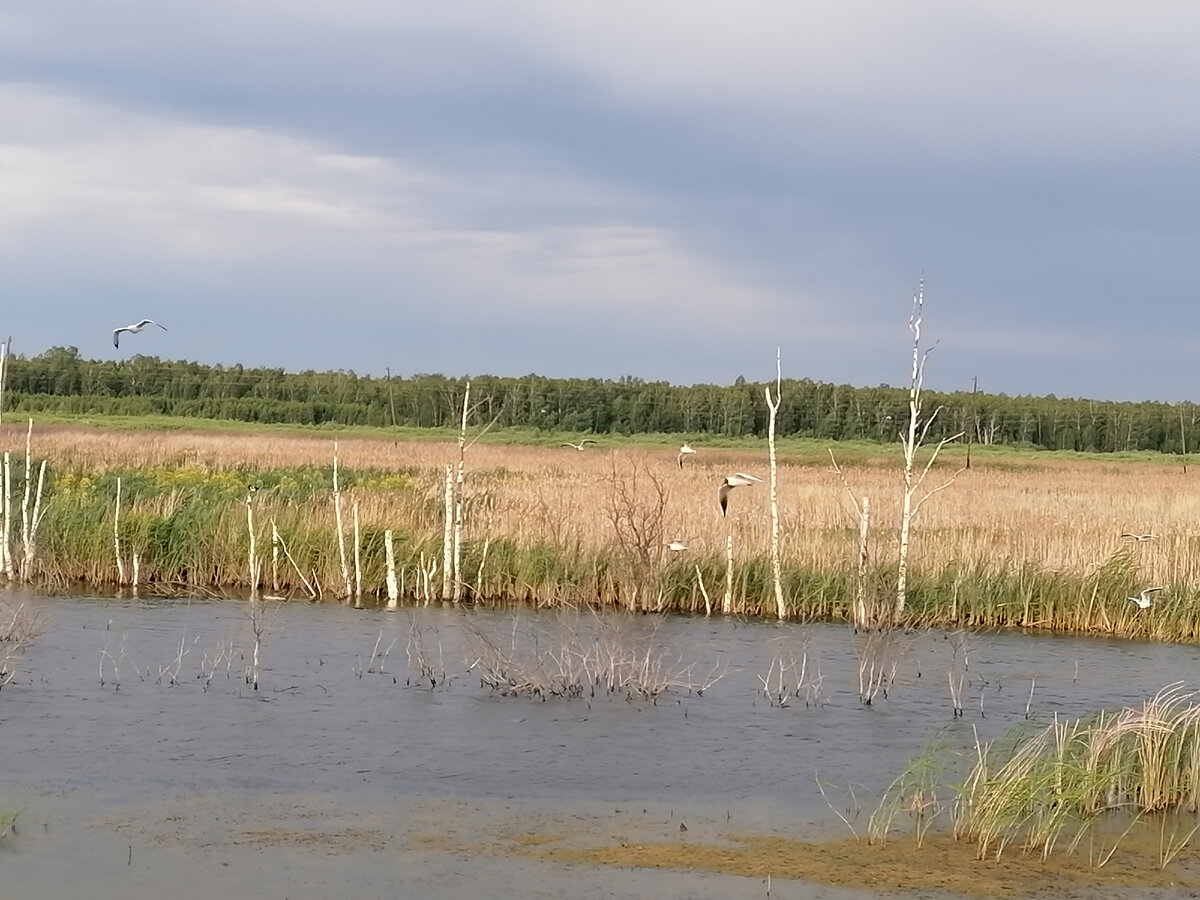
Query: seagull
1121 532 1159 542
561 439 597 451
666 540 689 552
113 319 167 348
1127 587 1163 610
718 473 762 517
677 443 697 469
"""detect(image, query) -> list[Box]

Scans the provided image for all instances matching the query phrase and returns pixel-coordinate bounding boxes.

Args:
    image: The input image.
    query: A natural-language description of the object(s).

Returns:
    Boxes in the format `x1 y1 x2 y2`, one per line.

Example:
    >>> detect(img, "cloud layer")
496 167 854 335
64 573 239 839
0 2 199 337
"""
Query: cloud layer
1 2 1198 400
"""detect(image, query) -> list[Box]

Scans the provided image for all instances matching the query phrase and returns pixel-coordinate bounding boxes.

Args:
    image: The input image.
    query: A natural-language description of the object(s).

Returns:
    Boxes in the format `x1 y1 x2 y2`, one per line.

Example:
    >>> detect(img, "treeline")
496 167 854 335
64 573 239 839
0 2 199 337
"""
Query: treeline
2 345 1196 454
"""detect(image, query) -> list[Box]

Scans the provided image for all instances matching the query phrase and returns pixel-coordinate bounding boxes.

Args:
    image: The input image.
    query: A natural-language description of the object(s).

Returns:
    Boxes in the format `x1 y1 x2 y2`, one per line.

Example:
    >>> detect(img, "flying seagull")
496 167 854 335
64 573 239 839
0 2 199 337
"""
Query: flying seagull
113 319 167 348
1120 532 1159 542
666 540 689 552
561 439 597 451
718 473 762 517
1127 587 1163 610
677 443 697 469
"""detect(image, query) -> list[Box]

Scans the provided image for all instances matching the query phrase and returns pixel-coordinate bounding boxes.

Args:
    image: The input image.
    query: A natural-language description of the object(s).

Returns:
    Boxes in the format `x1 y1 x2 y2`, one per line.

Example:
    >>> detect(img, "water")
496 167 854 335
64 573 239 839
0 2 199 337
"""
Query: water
1 591 1196 898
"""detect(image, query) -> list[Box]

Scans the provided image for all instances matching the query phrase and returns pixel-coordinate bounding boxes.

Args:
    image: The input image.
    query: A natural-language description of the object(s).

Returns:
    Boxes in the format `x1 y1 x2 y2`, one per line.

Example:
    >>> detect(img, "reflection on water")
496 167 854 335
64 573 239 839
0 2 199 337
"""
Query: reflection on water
1 590 1195 898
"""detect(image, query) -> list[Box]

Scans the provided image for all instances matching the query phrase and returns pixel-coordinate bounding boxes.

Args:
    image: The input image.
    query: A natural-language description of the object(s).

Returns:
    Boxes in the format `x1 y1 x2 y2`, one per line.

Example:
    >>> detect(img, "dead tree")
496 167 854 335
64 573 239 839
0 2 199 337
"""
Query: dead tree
764 348 786 620
828 450 872 628
332 442 352 599
896 279 964 615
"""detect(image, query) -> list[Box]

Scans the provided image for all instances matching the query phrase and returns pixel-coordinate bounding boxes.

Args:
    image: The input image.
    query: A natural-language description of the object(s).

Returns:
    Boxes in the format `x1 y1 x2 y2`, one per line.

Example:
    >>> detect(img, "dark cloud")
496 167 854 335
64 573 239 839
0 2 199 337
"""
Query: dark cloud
1 2 1198 401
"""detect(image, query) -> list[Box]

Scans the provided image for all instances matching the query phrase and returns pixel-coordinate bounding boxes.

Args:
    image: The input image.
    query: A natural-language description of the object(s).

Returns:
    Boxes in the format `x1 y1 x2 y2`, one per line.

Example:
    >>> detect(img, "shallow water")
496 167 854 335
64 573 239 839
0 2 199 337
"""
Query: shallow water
2 590 1197 898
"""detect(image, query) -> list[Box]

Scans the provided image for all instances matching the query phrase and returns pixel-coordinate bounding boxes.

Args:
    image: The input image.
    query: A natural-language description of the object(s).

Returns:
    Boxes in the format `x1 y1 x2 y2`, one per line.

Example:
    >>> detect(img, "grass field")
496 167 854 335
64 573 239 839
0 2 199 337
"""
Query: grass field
2 417 1197 638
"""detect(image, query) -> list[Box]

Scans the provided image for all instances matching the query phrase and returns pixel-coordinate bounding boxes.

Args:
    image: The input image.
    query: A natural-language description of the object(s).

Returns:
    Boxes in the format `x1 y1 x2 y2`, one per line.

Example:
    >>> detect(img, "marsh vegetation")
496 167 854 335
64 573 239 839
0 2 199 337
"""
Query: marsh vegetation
0 422 1194 642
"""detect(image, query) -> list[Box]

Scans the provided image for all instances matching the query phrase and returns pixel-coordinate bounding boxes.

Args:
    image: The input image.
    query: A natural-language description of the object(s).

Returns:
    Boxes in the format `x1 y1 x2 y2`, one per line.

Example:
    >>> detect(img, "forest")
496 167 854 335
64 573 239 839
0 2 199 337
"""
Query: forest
1 345 1195 454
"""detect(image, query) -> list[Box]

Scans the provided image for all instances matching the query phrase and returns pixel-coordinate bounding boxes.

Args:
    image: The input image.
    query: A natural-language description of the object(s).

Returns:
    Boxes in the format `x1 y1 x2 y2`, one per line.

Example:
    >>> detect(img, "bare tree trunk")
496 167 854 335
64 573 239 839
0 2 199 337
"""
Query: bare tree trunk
271 522 279 593
21 458 46 582
828 450 873 627
246 491 259 600
723 534 734 615
352 501 362 605
765 348 785 620
332 442 352 599
453 381 471 601
20 420 32 578
114 476 126 585
896 280 964 615
385 529 398 607
0 452 8 578
441 464 453 601
856 496 870 627
696 565 712 617
474 496 494 600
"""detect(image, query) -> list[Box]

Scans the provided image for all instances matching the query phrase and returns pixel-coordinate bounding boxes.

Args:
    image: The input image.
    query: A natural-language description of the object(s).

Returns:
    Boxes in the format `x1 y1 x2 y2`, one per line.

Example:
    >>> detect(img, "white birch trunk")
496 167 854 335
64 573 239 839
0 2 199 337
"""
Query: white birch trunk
855 497 871 628
114 476 126 585
0 451 9 579
765 350 785 620
332 442 352 599
474 498 494 600
722 534 734 615
453 381 470 601
352 501 362 604
271 522 279 592
441 465 453 601
20 420 32 577
385 529 398 607
22 459 46 582
246 493 259 600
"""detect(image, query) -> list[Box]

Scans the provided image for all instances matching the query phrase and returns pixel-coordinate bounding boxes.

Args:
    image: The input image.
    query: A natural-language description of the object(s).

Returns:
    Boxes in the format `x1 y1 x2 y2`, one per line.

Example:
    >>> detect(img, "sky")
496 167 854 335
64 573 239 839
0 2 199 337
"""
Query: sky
1 2 1198 403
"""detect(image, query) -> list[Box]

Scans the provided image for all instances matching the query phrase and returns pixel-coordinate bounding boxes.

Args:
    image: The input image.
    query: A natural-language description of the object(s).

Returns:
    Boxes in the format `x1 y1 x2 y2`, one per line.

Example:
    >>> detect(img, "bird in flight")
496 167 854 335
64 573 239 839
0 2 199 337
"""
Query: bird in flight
666 540 689 552
1127 587 1163 610
113 319 167 348
561 439 597 451
1120 532 1159 542
677 443 697 469
718 473 762 516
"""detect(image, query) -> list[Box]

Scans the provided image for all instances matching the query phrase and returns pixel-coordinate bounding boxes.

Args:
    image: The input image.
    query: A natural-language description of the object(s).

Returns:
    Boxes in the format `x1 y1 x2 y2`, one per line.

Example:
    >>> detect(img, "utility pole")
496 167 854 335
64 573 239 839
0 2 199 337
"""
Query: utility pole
386 366 397 429
965 375 978 470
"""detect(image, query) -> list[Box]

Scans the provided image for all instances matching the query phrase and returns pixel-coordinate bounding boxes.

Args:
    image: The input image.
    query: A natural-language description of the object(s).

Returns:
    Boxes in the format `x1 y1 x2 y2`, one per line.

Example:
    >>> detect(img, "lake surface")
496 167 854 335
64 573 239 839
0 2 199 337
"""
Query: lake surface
2 590 1197 899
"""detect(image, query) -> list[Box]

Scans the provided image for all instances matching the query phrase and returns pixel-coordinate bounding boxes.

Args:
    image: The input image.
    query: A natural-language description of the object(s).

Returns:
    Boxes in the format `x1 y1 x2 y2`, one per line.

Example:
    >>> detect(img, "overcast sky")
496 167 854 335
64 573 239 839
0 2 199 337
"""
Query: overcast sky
1 2 1197 402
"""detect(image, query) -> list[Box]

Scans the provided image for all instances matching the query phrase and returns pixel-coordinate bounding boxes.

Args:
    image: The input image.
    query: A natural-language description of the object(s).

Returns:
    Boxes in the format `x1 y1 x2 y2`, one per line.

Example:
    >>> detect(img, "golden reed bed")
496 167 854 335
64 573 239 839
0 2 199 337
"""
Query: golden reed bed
13 423 1193 592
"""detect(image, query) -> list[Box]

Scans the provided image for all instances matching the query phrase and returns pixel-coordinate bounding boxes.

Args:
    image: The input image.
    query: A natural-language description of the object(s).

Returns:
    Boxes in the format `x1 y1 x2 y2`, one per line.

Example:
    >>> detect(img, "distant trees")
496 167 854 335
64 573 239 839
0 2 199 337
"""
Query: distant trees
0 346 1196 454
